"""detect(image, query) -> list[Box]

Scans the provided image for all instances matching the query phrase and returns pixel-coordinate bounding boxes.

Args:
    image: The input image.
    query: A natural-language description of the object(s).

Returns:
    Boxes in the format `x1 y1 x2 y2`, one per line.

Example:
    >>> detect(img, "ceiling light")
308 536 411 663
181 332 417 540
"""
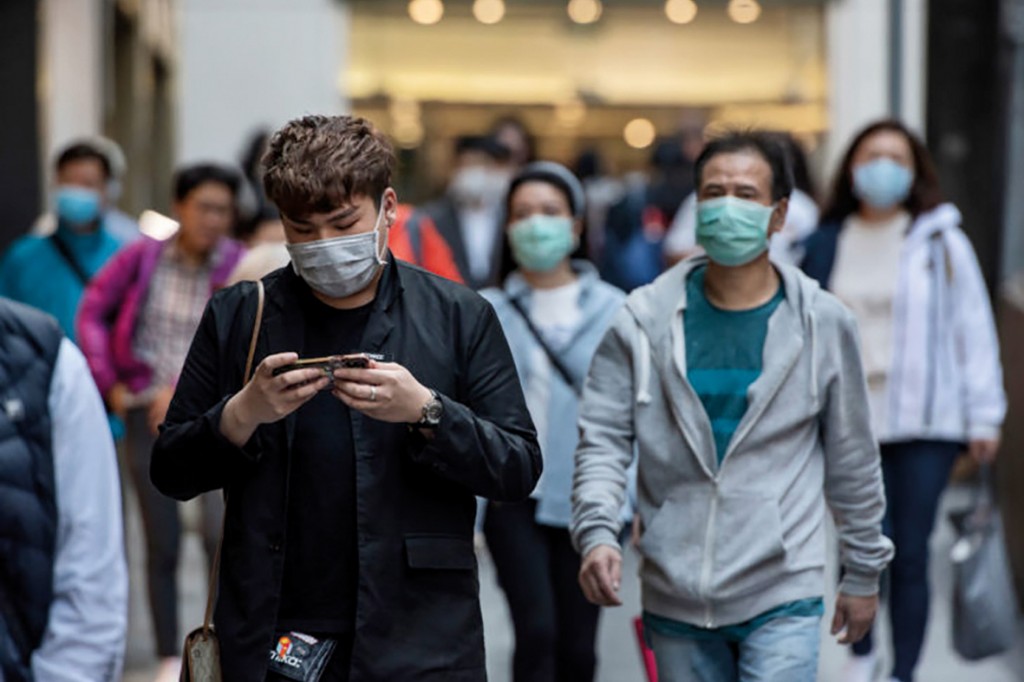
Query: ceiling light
727 0 761 24
408 0 444 26
665 0 698 25
567 0 603 25
473 0 505 25
624 118 657 149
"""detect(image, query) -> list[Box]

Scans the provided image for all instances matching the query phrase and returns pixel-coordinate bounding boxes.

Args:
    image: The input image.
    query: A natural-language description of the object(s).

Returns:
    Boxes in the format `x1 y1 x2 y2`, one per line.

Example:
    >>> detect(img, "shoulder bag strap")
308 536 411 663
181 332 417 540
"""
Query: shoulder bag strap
201 280 264 635
48 234 91 285
505 294 582 396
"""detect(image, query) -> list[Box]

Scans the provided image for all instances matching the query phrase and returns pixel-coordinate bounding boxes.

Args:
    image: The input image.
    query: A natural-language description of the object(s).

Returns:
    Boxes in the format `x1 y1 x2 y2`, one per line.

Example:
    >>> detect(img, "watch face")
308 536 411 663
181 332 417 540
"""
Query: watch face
424 399 443 423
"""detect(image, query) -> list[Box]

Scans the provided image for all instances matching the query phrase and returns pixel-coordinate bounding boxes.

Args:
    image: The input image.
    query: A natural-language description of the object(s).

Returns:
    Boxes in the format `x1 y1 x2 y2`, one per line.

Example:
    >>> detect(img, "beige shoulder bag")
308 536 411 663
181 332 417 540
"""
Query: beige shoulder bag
181 280 265 682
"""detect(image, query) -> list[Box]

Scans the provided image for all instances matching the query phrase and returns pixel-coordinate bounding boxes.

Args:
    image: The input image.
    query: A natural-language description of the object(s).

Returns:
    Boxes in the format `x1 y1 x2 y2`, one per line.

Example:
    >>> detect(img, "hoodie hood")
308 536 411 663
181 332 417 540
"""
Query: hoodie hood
905 202 962 245
624 256 823 353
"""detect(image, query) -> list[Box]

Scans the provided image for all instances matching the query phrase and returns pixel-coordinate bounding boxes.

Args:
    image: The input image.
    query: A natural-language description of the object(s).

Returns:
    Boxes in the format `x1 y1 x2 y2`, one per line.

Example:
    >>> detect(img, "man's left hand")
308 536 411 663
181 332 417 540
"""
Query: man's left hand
147 385 176 435
333 361 432 424
831 593 878 644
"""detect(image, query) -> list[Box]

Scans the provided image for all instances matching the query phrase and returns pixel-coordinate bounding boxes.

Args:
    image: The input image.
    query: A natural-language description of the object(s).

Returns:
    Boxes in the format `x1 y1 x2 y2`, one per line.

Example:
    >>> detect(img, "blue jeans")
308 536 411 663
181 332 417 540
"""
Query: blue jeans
647 616 821 682
852 439 960 682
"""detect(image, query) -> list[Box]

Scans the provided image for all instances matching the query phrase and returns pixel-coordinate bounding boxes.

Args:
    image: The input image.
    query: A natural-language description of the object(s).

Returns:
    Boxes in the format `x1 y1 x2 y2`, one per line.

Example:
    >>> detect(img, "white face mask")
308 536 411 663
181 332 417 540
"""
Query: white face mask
449 166 507 207
286 197 388 299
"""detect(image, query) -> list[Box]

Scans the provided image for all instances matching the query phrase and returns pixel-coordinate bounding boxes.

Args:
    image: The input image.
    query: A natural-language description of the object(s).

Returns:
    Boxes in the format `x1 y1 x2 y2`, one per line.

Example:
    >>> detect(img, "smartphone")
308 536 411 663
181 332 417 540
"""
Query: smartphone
272 354 370 377
338 354 371 369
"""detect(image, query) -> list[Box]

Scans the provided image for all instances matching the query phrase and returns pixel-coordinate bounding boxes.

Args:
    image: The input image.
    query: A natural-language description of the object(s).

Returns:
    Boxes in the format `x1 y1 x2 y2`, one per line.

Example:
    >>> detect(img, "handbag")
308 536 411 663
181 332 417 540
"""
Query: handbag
181 280 265 682
949 463 1019 661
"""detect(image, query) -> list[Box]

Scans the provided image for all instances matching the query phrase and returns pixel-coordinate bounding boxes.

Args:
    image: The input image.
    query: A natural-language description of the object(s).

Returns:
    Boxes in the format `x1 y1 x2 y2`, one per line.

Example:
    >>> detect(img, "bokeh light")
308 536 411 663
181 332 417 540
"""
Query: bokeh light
408 0 444 26
665 0 698 25
623 118 657 149
473 0 505 25
727 0 761 25
567 0 603 25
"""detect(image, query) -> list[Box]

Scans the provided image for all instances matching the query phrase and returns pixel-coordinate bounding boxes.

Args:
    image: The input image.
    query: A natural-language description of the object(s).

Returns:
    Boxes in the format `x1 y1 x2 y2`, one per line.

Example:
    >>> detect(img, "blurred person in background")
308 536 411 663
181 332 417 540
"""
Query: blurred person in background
802 120 1006 682
76 163 245 682
0 140 134 342
29 136 141 244
573 131 893 682
419 135 512 289
0 298 127 682
238 204 287 249
664 132 820 266
599 137 694 292
491 115 536 169
151 114 540 681
479 162 624 682
574 149 625 265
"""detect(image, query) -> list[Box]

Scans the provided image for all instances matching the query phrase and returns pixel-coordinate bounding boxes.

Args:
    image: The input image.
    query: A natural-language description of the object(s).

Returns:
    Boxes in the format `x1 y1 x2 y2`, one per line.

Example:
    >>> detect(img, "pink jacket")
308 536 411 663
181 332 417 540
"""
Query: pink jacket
76 236 245 396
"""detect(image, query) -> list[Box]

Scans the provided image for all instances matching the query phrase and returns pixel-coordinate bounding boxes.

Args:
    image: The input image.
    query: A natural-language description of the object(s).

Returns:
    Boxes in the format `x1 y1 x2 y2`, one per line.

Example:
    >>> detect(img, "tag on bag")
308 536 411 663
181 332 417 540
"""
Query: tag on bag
267 632 337 681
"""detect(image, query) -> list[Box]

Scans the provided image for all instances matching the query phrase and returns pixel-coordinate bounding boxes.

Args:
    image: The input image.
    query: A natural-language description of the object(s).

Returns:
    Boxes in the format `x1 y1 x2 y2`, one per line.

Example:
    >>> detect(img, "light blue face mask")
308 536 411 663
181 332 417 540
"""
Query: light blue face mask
55 186 102 225
852 158 914 210
508 214 577 273
695 196 776 267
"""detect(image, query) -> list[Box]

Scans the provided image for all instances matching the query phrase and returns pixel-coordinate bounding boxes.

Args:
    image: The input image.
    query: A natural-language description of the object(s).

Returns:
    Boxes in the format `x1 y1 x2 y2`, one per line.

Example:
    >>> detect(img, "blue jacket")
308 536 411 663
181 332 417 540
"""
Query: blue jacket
0 222 124 342
482 262 626 527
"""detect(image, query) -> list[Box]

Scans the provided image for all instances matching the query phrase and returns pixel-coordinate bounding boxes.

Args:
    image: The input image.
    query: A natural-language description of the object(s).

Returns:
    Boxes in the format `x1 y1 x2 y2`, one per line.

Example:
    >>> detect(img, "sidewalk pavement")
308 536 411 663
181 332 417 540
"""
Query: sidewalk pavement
124 486 1023 681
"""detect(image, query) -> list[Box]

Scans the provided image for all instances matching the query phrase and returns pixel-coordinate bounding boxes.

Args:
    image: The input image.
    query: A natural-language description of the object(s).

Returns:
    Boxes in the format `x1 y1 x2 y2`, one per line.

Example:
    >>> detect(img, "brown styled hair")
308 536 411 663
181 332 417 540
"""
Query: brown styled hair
261 115 395 219
821 119 945 224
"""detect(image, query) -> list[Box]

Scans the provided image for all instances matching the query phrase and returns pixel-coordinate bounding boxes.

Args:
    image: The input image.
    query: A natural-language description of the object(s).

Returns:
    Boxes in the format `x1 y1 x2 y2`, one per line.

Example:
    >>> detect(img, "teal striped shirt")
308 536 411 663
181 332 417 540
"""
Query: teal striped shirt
684 266 784 464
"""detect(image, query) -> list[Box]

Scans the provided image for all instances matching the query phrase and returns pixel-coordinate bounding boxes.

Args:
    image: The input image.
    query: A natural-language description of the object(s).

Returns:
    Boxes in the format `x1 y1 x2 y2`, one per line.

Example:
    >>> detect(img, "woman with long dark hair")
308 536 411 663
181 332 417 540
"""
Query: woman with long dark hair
802 120 1006 682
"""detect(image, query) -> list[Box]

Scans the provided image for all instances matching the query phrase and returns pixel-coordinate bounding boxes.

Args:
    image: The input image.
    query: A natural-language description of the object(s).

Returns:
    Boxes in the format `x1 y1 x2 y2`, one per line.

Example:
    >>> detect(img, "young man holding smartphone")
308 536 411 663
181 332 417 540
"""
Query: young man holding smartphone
152 115 541 682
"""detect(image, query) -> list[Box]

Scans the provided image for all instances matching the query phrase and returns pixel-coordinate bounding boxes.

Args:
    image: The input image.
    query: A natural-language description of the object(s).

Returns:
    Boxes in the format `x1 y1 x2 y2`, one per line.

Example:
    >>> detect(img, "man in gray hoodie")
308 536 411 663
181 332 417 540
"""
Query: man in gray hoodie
570 131 894 681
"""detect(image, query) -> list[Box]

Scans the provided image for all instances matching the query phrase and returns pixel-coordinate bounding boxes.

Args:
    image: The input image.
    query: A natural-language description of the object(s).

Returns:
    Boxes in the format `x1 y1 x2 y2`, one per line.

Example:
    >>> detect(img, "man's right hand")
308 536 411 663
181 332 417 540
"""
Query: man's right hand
579 545 623 607
219 352 330 447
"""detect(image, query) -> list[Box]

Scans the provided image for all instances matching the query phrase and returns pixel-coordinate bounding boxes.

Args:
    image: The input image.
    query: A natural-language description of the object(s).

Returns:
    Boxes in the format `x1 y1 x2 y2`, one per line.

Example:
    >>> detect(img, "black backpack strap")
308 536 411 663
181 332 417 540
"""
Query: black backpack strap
505 294 582 396
48 235 90 285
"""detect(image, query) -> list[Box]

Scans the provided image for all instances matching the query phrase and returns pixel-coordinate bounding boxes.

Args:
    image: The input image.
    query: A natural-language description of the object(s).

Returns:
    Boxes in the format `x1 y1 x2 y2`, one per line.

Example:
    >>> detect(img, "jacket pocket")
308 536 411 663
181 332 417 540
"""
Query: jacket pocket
711 491 787 602
637 484 711 599
404 534 476 570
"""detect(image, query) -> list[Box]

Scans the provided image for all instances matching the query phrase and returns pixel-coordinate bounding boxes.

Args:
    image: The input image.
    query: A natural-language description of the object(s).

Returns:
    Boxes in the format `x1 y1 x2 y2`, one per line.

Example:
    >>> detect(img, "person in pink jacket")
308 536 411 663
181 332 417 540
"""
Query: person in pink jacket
77 163 245 682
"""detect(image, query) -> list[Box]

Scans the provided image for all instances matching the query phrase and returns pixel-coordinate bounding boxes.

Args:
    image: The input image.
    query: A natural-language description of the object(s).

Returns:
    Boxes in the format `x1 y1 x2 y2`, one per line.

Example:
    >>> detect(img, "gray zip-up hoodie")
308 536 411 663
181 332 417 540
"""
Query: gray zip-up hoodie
570 257 894 628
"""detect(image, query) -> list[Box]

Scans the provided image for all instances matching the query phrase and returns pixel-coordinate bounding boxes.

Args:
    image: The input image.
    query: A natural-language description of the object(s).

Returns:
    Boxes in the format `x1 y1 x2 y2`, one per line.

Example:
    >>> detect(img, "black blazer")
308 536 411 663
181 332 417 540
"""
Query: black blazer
151 260 541 681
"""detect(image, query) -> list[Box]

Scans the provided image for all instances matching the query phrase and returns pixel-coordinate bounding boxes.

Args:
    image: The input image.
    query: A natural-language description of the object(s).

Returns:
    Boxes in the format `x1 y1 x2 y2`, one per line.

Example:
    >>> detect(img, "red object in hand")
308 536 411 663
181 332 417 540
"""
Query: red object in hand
633 616 659 682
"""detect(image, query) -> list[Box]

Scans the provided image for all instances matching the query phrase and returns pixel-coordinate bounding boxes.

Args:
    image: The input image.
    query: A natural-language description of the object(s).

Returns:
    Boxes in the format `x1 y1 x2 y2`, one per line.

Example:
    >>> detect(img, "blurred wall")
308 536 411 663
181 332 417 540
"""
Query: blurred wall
41 0 104 156
177 0 348 166
0 0 41 252
824 0 927 171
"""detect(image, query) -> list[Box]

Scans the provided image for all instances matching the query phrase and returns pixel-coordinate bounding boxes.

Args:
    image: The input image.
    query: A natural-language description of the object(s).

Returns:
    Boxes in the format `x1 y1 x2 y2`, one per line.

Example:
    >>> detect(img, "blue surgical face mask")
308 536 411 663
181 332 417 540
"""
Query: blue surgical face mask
852 158 914 210
695 196 775 267
508 214 577 273
55 186 102 226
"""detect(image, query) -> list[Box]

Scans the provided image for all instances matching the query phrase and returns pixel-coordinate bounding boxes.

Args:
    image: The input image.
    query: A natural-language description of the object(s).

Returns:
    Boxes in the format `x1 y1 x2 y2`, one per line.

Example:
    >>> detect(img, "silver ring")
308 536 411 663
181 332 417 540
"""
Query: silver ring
369 386 377 402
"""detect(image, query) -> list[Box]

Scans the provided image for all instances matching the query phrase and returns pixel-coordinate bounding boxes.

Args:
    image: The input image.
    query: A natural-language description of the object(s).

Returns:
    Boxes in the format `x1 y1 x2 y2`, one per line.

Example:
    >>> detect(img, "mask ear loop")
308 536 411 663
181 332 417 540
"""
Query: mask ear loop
373 193 389 265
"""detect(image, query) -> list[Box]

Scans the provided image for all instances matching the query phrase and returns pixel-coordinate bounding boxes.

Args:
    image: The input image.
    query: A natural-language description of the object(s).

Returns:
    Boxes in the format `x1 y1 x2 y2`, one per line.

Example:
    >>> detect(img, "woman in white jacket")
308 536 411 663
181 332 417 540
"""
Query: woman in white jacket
801 119 1006 682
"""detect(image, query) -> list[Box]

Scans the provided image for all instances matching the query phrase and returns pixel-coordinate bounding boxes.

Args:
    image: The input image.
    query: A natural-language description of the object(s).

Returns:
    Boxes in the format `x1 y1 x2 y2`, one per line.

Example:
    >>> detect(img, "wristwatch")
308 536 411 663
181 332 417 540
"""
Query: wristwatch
414 390 443 429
